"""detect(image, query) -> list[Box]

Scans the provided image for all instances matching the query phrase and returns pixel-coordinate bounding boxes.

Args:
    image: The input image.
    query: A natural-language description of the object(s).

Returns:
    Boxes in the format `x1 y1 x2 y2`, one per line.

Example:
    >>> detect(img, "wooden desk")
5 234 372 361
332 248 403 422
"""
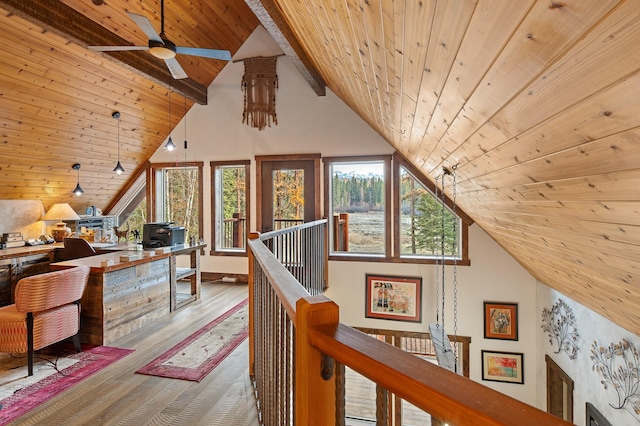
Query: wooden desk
51 244 205 345
0 244 58 306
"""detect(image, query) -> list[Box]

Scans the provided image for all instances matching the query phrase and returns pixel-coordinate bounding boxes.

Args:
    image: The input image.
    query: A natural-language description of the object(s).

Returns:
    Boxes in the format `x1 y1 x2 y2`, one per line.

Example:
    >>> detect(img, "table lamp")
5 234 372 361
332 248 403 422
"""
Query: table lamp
43 203 81 242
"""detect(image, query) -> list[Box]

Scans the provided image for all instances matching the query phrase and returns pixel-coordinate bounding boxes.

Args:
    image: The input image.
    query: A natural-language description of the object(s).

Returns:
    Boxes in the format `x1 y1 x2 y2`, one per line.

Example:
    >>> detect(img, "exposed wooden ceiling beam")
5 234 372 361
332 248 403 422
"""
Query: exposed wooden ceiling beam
0 0 208 104
246 0 325 96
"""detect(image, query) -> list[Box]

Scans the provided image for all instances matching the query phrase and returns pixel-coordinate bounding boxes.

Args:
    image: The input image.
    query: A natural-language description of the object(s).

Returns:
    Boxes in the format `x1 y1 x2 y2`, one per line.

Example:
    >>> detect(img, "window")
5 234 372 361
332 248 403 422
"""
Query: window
324 155 391 257
325 153 470 264
149 162 204 244
398 165 460 258
211 160 250 255
103 163 148 241
393 154 469 264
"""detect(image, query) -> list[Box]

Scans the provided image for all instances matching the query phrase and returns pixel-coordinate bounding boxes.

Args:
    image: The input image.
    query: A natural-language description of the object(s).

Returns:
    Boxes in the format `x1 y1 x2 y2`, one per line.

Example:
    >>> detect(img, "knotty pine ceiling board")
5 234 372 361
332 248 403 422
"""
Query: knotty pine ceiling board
0 0 257 212
269 0 640 335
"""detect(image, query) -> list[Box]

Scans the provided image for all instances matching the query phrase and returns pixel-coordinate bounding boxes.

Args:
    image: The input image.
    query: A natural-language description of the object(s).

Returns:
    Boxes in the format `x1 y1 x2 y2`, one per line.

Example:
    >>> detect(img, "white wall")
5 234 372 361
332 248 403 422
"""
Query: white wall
537 284 640 425
150 26 393 275
326 223 540 406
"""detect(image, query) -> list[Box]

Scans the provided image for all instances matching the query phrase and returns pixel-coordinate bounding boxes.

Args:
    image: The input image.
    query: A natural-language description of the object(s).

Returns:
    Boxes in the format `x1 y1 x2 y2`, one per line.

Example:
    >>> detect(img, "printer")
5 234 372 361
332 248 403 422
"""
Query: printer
142 222 185 248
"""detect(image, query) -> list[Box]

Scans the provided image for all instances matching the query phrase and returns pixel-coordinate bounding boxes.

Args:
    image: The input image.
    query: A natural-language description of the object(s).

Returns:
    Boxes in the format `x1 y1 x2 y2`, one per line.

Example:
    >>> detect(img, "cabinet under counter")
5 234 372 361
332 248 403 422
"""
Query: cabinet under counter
51 244 204 345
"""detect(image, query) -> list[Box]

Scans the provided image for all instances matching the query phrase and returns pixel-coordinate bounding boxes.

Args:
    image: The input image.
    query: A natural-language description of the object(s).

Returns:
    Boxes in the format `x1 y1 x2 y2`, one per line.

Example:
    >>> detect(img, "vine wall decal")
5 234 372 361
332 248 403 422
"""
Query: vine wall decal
591 339 640 422
541 299 579 360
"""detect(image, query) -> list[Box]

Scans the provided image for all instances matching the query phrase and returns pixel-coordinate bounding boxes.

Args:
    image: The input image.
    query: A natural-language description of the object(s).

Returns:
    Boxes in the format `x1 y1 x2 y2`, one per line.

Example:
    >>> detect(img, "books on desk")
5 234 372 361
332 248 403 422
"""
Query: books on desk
2 232 25 248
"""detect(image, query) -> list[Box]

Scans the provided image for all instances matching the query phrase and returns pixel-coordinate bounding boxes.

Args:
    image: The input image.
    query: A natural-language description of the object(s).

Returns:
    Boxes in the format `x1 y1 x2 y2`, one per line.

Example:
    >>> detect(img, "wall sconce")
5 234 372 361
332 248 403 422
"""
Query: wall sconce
72 163 84 196
112 111 125 174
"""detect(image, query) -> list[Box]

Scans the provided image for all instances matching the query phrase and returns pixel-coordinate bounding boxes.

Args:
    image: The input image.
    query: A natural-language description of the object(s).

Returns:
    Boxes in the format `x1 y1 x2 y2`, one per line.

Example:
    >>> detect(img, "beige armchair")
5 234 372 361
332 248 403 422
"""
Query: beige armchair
0 266 90 376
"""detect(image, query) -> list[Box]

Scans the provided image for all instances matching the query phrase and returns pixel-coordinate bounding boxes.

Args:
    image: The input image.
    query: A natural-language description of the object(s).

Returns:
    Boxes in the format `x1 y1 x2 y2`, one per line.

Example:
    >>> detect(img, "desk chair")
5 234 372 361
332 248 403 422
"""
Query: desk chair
59 237 97 261
0 266 90 375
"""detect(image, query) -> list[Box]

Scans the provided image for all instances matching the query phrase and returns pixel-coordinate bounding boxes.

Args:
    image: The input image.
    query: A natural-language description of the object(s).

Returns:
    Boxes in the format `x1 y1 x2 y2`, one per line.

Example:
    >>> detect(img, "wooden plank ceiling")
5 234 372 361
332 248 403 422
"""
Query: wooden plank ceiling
0 0 259 211
0 0 639 336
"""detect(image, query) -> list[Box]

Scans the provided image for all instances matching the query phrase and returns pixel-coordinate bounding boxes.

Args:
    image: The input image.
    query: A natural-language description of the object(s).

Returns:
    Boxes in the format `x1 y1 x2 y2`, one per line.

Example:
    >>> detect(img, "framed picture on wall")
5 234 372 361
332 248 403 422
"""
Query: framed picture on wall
481 350 524 384
483 301 518 340
365 274 422 323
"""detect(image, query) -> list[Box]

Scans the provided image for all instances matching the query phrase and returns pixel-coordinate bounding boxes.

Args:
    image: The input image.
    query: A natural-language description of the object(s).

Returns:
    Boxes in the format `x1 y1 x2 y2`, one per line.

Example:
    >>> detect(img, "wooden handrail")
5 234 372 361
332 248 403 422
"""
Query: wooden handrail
309 323 572 426
249 221 571 425
256 218 327 241
248 236 309 319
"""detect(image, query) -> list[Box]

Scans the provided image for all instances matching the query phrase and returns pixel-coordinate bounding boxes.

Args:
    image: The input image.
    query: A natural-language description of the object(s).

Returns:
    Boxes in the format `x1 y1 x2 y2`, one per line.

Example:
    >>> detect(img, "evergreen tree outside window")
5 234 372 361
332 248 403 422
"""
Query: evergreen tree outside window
327 158 388 256
325 154 468 263
400 166 460 258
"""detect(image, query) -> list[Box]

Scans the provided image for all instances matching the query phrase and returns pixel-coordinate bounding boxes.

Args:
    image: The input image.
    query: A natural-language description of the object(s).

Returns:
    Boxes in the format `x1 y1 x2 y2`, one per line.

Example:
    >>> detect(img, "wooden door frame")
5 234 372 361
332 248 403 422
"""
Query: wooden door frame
255 154 321 233
546 354 574 423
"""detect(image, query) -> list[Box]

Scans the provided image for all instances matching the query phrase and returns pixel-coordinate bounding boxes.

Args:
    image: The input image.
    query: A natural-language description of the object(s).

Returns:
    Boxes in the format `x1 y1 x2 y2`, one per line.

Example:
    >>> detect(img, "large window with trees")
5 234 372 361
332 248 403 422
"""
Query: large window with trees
325 154 469 263
211 160 250 255
393 154 469 263
324 155 391 257
398 165 460 258
149 162 203 244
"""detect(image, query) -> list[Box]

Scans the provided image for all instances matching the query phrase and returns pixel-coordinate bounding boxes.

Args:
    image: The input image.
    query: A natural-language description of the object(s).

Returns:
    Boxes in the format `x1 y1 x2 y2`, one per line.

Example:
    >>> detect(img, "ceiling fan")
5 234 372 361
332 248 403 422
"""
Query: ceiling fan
88 0 231 79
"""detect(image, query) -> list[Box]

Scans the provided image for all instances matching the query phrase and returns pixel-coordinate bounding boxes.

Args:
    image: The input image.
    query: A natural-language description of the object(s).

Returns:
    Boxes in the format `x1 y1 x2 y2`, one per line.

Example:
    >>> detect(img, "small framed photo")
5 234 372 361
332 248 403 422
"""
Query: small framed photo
483 301 518 340
481 350 524 384
365 274 422 323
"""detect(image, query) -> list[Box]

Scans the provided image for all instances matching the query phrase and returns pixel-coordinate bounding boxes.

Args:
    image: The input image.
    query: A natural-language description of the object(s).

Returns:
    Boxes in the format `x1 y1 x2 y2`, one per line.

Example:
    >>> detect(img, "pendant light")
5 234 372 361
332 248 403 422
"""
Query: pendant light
72 163 84 196
165 92 176 151
184 96 188 155
112 111 125 174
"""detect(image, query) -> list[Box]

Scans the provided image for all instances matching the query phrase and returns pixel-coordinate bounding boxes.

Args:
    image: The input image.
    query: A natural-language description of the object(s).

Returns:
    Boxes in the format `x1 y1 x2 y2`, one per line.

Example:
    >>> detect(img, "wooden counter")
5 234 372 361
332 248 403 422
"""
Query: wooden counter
0 243 59 260
0 244 58 305
51 244 205 345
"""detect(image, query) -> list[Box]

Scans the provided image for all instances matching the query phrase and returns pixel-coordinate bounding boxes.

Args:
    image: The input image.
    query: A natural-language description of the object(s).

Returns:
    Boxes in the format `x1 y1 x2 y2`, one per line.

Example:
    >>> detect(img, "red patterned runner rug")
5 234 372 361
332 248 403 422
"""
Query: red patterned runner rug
136 298 248 382
0 344 134 425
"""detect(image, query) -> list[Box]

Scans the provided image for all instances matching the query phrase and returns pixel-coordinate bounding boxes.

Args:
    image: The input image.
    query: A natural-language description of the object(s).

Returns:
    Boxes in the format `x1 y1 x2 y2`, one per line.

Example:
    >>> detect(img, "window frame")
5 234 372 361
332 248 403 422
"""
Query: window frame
148 161 204 244
393 153 470 265
210 160 251 257
324 153 471 264
104 161 149 227
323 155 392 261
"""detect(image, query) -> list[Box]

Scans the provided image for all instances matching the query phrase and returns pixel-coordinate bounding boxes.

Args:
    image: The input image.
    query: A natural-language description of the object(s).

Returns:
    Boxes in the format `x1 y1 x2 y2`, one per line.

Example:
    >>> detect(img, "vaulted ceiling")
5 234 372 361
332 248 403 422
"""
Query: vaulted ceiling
1 0 639 336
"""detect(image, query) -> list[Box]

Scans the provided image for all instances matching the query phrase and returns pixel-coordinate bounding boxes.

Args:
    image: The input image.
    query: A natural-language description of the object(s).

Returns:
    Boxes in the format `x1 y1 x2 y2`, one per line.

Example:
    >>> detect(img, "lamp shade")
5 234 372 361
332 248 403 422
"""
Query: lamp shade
43 203 81 242
43 203 81 222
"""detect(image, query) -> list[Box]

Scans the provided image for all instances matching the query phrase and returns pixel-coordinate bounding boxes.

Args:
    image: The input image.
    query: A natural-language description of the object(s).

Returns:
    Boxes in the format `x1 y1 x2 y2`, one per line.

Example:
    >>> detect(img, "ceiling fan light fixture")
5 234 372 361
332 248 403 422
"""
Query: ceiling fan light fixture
149 39 176 59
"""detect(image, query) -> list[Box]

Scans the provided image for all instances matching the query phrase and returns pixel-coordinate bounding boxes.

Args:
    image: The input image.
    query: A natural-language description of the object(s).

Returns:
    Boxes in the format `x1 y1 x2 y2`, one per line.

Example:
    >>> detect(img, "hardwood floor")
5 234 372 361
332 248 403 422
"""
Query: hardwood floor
10 282 260 426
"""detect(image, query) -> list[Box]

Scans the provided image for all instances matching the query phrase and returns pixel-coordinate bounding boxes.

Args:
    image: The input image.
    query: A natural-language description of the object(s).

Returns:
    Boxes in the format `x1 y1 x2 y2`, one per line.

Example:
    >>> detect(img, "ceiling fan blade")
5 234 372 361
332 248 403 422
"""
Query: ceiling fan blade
175 47 232 61
127 12 162 42
88 46 149 52
164 57 188 79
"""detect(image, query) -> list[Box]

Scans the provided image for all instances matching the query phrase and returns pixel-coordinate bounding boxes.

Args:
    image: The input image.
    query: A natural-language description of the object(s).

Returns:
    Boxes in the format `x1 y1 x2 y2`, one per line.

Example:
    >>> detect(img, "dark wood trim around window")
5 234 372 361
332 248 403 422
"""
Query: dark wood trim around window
210 160 251 257
393 152 470 264
148 162 204 243
323 155 392 258
393 151 473 226
104 161 150 216
255 153 321 233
